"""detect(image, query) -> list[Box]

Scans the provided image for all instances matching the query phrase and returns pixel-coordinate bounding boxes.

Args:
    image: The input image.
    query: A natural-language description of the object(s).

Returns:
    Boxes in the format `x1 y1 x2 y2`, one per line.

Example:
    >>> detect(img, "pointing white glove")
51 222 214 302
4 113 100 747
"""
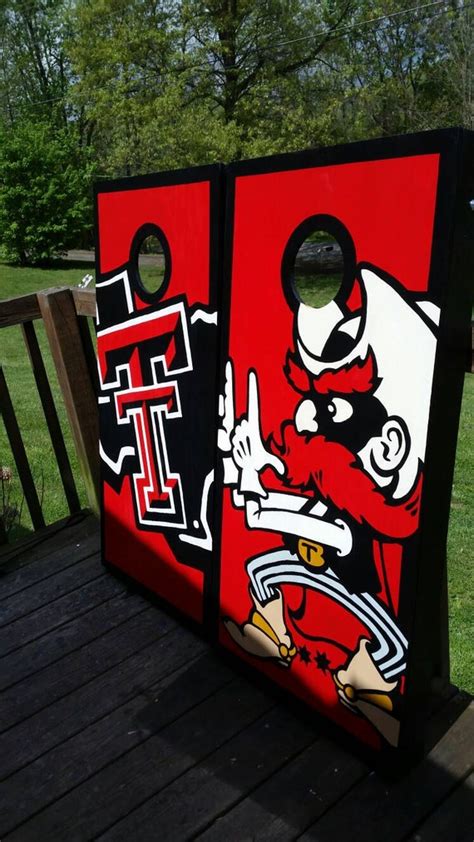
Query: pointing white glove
231 370 284 498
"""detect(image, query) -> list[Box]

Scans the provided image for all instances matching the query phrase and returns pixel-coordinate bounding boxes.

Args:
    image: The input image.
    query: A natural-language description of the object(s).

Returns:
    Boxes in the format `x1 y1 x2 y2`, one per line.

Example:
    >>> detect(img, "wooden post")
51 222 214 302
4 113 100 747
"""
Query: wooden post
0 367 45 530
22 320 81 515
37 289 99 513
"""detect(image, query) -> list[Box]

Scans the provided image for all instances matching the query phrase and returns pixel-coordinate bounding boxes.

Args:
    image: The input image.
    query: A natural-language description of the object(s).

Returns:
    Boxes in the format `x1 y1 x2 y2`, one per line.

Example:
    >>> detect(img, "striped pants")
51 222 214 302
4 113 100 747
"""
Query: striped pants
247 548 407 681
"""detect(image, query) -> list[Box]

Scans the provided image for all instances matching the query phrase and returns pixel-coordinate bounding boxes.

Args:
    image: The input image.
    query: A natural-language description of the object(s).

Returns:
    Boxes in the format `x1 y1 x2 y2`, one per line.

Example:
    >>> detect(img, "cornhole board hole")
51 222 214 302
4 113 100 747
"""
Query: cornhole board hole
95 166 222 625
217 129 473 751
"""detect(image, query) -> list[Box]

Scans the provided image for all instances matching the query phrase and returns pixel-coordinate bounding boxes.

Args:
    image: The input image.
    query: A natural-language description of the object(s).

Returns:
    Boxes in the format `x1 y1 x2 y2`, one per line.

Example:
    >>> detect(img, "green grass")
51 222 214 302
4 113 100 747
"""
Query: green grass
0 260 94 541
136 264 166 295
446 375 473 692
295 273 342 307
0 263 472 692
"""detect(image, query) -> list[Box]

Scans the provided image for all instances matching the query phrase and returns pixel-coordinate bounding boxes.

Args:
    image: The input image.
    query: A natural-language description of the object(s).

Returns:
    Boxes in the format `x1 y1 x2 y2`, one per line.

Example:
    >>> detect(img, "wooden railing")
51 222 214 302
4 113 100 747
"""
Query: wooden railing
0 287 98 543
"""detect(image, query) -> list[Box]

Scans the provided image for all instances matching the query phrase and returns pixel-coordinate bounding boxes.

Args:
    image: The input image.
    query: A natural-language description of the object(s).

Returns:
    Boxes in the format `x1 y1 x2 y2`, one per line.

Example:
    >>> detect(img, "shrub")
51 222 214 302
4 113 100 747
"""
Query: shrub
0 120 93 265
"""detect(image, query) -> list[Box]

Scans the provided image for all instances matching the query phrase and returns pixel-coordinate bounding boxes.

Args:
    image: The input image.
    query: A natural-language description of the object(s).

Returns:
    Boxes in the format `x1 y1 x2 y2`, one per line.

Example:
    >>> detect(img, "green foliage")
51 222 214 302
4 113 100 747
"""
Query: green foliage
0 121 93 264
334 0 473 138
0 1 472 258
66 0 360 172
63 0 473 176
0 0 72 127
0 261 92 543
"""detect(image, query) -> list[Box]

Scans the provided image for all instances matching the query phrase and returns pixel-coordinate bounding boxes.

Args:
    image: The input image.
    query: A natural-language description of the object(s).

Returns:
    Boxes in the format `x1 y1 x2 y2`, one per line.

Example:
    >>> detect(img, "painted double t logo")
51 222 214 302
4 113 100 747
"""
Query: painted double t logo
98 280 191 534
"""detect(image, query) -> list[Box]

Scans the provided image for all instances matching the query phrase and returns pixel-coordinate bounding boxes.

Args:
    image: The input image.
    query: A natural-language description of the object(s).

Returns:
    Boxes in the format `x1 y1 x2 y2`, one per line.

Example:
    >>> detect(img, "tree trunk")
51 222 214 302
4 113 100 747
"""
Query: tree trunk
294 241 343 275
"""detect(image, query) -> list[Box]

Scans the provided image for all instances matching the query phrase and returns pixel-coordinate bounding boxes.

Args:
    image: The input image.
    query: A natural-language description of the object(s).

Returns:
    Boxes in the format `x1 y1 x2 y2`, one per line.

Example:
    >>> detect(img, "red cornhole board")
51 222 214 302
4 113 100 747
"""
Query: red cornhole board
216 129 472 751
96 129 472 753
95 166 222 626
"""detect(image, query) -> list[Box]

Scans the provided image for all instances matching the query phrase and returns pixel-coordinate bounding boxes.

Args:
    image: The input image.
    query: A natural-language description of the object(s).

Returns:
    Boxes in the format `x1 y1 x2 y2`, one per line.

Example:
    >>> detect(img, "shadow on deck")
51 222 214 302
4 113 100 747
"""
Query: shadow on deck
0 512 472 841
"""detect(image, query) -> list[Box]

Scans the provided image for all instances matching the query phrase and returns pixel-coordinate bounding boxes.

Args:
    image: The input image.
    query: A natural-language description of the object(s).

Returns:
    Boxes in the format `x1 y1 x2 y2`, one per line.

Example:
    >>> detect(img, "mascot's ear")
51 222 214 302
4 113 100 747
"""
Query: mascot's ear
369 417 409 477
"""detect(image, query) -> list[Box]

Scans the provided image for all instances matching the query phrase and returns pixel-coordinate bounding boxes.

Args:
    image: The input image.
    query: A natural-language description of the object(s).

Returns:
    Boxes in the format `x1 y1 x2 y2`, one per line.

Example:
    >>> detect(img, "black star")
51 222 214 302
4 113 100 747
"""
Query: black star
314 651 331 674
298 645 312 665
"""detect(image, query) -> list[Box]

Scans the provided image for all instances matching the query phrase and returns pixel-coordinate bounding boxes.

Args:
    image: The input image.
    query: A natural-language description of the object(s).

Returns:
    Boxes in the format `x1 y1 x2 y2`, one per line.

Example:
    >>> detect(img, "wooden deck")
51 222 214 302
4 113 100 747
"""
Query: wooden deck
0 513 472 842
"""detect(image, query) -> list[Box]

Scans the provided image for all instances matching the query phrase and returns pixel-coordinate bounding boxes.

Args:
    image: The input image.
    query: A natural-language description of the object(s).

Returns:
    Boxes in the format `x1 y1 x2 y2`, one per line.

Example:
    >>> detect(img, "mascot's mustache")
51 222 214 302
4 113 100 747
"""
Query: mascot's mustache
270 422 422 540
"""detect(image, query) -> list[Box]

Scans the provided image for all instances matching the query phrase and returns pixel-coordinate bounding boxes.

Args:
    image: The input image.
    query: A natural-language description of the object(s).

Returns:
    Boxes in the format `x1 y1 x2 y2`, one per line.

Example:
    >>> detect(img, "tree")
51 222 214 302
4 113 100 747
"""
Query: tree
1 0 472 196
0 120 93 264
178 0 354 124
332 0 473 140
67 0 355 173
0 0 73 128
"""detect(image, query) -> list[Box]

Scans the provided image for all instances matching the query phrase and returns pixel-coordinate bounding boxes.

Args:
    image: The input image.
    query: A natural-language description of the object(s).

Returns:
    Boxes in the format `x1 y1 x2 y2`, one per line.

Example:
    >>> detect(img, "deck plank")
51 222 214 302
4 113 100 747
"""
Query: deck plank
5 679 274 842
0 559 125 656
0 527 99 601
0 552 105 626
0 604 171 737
97 706 324 842
298 698 474 842
0 518 472 842
0 590 149 691
0 651 235 835
406 771 474 842
195 738 368 841
0 512 95 569
0 623 205 779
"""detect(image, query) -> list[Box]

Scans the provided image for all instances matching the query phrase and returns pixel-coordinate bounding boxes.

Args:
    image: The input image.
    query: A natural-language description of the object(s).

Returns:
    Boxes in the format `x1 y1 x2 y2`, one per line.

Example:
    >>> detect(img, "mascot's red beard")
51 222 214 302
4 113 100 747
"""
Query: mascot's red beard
270 422 422 540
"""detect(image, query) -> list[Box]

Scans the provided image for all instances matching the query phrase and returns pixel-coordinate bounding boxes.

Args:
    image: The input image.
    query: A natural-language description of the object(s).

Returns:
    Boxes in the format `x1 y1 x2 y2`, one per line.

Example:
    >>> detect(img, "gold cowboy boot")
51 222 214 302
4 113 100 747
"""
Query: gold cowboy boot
333 638 400 746
224 591 297 667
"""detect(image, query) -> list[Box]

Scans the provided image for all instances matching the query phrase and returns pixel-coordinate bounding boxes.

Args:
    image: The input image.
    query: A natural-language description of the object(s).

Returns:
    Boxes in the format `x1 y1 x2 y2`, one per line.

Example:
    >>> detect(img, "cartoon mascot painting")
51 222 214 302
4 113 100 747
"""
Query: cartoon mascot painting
219 263 439 746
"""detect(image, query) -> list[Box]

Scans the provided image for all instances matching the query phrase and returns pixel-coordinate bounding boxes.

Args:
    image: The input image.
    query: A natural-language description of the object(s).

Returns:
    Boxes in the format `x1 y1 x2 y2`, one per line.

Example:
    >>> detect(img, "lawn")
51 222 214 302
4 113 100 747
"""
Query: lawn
0 259 94 541
0 263 472 693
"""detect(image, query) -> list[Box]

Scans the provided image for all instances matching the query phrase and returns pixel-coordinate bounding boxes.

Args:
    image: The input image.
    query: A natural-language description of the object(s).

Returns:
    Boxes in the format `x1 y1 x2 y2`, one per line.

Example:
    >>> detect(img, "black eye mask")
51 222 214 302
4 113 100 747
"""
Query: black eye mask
309 391 388 454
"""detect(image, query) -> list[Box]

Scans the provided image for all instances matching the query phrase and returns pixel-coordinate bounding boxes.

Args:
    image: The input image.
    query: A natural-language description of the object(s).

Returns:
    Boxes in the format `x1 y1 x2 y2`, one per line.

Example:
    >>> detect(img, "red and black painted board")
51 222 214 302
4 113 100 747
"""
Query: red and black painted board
96 129 472 754
216 129 473 752
95 165 222 625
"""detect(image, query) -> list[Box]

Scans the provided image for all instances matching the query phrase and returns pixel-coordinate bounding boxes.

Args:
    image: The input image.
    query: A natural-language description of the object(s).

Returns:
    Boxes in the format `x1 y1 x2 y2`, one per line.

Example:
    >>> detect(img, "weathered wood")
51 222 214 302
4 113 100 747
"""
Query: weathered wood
0 552 105 628
0 590 148 692
0 516 7 547
37 289 99 512
7 679 273 842
72 287 96 318
295 240 343 275
0 366 45 530
101 705 322 842
197 738 368 841
0 651 235 835
0 525 99 601
76 315 99 394
406 771 474 842
0 604 170 739
0 291 41 327
298 698 474 842
22 320 81 515
0 510 89 567
0 624 204 779
0 561 121 658
0 518 472 842
0 287 95 328
0 600 163 736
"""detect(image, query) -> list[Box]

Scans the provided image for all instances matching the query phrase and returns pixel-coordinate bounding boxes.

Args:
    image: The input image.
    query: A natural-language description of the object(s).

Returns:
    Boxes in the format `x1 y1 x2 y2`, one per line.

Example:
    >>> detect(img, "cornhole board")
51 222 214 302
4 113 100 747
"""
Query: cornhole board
95 165 222 626
96 129 473 752
216 128 473 752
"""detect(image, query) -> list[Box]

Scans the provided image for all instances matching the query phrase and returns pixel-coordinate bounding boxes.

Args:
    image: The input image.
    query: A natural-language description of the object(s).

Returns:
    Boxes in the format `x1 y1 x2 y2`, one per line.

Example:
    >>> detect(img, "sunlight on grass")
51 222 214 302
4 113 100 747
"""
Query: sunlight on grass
0 260 95 540
293 274 340 308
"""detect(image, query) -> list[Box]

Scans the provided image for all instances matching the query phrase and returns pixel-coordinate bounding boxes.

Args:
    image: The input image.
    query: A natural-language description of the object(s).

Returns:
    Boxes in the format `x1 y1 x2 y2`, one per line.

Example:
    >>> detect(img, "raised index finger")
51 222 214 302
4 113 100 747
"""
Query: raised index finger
247 370 261 435
223 359 235 431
